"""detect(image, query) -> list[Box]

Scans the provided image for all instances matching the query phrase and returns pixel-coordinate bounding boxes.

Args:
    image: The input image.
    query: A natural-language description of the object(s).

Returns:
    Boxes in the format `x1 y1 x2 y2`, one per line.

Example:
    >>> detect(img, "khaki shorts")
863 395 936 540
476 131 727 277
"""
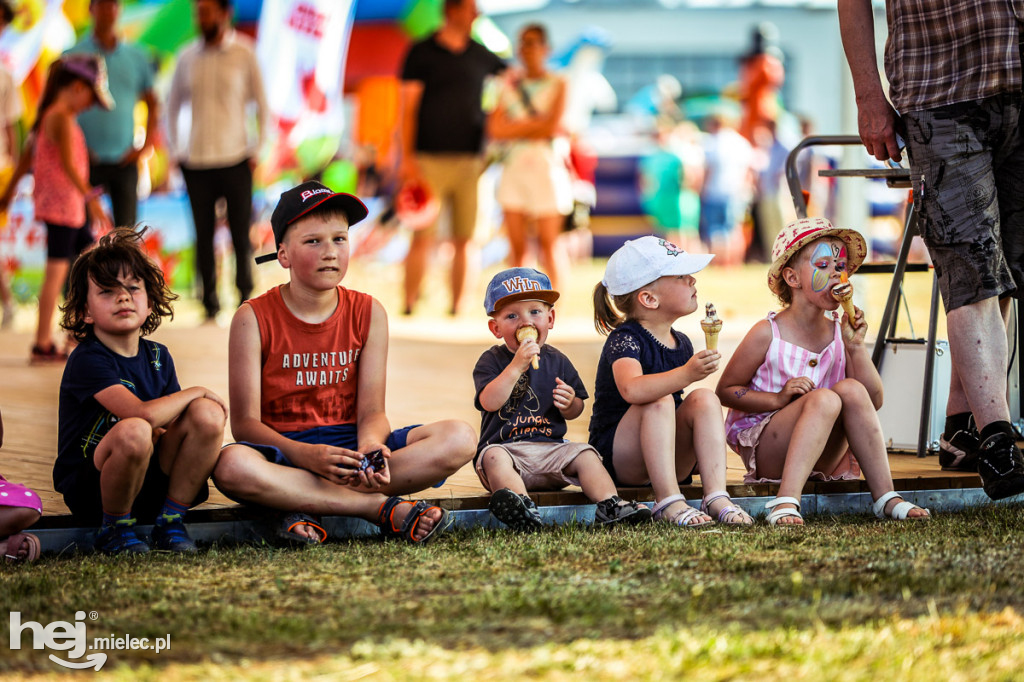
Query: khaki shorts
475 441 600 492
417 153 484 241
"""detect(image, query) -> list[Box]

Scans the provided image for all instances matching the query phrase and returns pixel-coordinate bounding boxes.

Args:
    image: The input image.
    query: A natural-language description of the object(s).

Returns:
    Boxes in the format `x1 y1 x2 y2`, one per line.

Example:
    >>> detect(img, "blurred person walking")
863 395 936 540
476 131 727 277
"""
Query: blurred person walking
168 0 267 322
65 0 158 228
0 56 114 362
398 0 505 316
699 111 754 265
0 1 21 329
487 23 572 290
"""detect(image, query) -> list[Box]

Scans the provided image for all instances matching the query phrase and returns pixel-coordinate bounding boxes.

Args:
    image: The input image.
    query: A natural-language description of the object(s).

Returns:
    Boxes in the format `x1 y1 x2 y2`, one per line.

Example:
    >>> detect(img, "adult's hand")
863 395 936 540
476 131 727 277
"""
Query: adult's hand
857 91 904 162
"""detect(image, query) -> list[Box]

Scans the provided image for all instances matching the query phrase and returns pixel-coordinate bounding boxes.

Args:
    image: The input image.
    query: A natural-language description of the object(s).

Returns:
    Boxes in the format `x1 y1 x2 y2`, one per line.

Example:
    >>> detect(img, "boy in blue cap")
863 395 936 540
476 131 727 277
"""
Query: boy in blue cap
474 267 651 529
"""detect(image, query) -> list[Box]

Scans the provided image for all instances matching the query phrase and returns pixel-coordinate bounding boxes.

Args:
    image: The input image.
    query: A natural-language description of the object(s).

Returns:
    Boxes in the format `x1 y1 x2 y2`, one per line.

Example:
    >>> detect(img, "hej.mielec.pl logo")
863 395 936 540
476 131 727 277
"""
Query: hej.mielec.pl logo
9 610 171 670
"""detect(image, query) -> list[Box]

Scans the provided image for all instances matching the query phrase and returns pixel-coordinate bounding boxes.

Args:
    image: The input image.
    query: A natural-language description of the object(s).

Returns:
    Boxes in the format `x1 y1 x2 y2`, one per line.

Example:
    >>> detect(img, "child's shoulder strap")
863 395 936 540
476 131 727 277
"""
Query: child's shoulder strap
766 311 781 338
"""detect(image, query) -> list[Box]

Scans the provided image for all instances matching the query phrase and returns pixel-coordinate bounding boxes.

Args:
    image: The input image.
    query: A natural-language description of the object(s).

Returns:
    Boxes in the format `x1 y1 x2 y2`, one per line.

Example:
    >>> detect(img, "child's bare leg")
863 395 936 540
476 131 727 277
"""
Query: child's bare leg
831 379 929 518
156 397 227 505
94 418 155 515
0 507 40 537
613 397 706 524
564 450 618 502
673 388 730 521
383 420 476 496
480 447 528 495
214 446 442 542
754 389 843 524
34 258 69 349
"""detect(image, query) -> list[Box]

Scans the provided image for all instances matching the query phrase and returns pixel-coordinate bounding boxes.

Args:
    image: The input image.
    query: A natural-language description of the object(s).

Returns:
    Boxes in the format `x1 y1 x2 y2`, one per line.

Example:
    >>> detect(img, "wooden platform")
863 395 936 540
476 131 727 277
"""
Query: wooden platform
0 290 981 530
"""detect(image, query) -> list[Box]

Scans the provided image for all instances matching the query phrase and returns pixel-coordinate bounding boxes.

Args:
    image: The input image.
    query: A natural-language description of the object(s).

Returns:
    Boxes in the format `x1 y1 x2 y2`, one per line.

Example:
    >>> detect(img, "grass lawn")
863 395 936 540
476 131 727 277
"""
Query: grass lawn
3 504 1024 680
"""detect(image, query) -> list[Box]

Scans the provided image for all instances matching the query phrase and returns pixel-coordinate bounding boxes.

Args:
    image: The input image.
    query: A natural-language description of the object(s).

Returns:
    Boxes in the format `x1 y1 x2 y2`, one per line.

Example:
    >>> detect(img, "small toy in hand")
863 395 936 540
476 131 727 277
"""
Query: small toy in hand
341 449 387 473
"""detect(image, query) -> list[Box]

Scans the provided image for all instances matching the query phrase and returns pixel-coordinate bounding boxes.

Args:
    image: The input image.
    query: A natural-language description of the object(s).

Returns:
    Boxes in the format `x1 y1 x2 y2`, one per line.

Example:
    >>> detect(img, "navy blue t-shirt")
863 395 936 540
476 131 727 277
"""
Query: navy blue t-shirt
54 336 181 491
588 320 694 462
401 34 506 153
473 344 588 461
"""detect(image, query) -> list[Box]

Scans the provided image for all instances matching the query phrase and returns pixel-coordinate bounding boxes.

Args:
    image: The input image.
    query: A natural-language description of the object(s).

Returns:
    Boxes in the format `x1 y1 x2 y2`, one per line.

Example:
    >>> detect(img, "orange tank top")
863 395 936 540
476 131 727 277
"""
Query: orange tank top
247 284 373 432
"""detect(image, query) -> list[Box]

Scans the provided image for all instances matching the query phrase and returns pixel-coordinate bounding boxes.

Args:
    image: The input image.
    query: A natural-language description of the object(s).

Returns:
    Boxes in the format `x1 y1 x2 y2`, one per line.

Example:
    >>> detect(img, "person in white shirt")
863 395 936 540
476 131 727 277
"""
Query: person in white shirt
167 0 267 321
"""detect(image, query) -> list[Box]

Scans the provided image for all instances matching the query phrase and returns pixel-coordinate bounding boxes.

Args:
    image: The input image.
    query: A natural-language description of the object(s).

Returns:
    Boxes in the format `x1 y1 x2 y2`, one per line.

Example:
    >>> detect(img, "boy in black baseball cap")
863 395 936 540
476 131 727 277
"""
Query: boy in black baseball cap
217 181 476 545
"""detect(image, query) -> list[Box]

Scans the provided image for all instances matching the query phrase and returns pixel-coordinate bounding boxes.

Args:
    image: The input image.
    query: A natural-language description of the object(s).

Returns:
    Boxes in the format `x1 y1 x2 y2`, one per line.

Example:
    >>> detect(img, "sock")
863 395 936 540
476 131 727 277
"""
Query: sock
980 420 1015 442
944 412 973 437
155 496 189 526
102 510 132 528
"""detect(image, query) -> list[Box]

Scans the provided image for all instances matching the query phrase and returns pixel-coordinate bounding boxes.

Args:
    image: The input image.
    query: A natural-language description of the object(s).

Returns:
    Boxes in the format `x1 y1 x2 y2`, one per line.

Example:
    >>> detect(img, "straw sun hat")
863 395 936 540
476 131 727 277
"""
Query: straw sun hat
767 217 867 295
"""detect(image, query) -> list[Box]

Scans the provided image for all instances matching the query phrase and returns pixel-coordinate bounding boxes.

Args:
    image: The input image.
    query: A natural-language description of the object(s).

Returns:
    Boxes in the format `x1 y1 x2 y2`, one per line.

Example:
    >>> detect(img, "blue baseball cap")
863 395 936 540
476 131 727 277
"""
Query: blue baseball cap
484 267 560 315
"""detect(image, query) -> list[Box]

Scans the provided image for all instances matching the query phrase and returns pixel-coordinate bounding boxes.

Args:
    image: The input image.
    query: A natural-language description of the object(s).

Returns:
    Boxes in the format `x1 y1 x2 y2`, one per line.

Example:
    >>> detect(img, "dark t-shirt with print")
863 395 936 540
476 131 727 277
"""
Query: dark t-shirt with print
473 344 588 461
55 336 181 491
588 320 694 462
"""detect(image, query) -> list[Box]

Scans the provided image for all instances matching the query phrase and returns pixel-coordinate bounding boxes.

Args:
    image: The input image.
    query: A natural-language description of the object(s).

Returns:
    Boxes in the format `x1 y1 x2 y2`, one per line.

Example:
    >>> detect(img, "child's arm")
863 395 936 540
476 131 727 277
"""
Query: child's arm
840 308 884 408
93 383 225 429
553 377 584 419
0 133 33 212
354 299 394 455
478 340 539 412
717 319 810 412
612 349 720 405
227 304 368 485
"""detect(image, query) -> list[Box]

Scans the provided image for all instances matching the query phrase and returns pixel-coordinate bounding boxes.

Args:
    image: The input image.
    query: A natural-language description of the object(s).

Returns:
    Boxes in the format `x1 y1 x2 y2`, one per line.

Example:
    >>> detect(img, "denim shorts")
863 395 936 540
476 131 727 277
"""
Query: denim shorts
903 93 1024 311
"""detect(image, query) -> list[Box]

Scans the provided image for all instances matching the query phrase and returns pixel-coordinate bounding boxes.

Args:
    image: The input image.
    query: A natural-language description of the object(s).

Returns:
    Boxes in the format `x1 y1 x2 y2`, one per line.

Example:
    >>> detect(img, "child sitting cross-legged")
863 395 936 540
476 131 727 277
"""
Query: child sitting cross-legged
55 227 227 554
475 267 652 530
213 181 476 545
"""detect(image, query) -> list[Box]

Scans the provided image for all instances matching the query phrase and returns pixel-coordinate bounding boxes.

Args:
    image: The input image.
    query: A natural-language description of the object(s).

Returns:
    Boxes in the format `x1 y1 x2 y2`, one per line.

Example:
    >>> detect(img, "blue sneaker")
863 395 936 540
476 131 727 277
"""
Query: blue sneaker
151 517 198 553
96 519 150 555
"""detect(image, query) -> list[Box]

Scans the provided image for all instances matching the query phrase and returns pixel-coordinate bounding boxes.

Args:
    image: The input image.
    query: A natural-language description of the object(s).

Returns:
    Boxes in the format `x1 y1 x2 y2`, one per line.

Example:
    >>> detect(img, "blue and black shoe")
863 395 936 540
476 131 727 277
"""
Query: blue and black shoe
96 518 150 555
151 515 198 553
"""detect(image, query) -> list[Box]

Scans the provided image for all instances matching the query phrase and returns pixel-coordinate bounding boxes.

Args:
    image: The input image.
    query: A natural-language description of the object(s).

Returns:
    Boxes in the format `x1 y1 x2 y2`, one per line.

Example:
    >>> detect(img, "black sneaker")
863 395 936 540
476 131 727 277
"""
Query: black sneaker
96 519 150 555
976 432 1024 500
151 518 198 553
594 496 653 526
489 488 544 531
938 426 981 471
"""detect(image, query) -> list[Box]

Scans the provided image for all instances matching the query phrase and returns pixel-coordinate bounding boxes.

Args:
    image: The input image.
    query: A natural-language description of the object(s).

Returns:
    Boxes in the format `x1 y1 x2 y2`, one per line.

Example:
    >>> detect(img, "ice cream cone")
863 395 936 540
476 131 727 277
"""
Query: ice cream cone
831 272 856 321
516 325 540 369
700 303 722 351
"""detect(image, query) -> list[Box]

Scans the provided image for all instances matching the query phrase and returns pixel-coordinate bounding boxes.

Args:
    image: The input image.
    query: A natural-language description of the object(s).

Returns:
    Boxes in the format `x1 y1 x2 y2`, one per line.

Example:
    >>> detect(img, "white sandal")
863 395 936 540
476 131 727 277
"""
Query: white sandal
701 491 754 526
765 496 804 526
652 494 713 528
872 491 931 521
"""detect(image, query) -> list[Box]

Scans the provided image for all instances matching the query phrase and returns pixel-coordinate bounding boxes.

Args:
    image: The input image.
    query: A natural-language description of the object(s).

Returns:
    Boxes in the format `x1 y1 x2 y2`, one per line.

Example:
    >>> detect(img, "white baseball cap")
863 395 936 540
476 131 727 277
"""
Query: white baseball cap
602 236 714 296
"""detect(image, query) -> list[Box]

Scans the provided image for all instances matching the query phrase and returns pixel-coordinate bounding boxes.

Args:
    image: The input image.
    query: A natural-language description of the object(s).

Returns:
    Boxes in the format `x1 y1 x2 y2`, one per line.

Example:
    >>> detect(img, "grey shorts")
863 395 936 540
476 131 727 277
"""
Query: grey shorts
475 441 599 492
903 93 1024 311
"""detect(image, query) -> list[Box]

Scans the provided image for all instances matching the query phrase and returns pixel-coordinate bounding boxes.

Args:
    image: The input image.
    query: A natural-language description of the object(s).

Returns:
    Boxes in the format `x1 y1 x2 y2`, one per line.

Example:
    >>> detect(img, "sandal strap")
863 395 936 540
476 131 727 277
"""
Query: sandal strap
765 496 801 510
765 496 803 526
652 493 689 519
700 490 730 513
715 504 752 525
667 504 706 527
872 490 902 519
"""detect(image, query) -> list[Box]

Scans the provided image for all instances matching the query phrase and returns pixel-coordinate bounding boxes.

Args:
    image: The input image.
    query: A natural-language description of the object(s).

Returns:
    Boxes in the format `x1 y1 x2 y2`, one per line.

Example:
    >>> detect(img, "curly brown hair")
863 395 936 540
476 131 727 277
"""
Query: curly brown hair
61 227 178 341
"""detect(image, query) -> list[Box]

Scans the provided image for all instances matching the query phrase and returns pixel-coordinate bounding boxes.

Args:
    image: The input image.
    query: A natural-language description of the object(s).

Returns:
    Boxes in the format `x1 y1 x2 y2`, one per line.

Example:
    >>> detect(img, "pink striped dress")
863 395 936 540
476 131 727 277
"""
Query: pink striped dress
724 311 860 483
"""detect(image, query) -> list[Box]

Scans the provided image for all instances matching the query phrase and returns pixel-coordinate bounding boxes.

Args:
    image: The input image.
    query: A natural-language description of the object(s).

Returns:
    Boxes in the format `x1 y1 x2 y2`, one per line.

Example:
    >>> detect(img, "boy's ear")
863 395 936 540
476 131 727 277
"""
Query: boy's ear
547 306 555 329
83 306 94 325
276 241 291 269
487 318 503 339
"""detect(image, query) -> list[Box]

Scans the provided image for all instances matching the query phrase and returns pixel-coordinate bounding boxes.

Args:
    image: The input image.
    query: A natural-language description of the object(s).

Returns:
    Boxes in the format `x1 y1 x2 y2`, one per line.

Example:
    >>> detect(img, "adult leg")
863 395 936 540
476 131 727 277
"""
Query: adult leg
92 163 139 228
181 166 220 318
535 214 570 291
448 156 483 316
946 298 1010 429
221 161 255 304
154 397 226 505
503 210 529 268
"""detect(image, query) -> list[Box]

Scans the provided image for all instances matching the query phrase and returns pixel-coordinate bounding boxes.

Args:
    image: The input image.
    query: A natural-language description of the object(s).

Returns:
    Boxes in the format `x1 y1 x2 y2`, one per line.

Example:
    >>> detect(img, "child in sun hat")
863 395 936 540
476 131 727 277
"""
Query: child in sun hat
715 217 931 526
589 235 753 528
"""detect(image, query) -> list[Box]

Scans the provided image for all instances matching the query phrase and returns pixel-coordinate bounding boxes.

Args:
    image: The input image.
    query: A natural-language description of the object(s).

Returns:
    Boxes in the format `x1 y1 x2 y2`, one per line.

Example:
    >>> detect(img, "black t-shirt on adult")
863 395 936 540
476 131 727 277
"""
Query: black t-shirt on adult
401 34 505 153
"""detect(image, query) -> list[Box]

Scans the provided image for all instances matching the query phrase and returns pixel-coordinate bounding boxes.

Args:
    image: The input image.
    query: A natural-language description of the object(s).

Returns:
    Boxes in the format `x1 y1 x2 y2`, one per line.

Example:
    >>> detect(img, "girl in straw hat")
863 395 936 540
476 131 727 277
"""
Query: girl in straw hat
716 217 931 526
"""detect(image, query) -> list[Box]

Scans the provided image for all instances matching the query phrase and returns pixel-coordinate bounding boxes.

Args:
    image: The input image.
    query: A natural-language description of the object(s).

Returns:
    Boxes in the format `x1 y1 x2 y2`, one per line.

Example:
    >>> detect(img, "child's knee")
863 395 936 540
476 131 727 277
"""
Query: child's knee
212 445 253 492
438 420 477 462
831 378 869 404
684 387 722 412
480 446 514 471
183 397 227 436
107 418 154 461
805 388 843 417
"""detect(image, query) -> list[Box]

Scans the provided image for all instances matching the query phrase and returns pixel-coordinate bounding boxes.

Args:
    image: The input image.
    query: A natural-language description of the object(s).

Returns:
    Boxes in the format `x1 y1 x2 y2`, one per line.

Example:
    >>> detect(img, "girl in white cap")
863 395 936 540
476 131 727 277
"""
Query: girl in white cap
716 217 930 525
590 235 752 528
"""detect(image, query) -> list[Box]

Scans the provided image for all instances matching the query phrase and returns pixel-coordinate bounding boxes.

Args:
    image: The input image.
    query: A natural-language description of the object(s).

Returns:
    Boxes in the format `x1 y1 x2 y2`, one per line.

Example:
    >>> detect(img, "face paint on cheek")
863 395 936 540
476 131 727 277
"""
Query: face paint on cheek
810 242 833 292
